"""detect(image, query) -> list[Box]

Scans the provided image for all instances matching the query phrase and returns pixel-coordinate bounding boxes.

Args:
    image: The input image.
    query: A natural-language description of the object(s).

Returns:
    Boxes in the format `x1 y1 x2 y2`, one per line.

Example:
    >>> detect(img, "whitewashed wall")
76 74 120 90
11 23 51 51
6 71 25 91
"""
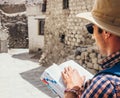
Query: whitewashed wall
28 16 44 53
26 4 45 53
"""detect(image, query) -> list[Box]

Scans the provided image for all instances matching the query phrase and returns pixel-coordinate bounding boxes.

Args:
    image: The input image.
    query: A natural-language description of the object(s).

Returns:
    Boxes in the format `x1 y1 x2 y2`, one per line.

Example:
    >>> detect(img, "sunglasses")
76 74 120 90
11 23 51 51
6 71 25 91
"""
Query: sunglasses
85 23 94 34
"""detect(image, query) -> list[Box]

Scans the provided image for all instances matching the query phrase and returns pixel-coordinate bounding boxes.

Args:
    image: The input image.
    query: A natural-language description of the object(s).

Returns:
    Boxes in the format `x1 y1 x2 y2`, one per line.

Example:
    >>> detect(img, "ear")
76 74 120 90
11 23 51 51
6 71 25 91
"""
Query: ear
103 31 111 39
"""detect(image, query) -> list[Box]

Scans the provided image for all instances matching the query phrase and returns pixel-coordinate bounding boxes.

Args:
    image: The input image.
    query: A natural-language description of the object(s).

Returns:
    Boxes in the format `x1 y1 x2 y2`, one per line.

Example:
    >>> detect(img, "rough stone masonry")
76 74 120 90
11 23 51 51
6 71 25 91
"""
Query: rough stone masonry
0 5 28 48
39 0 104 74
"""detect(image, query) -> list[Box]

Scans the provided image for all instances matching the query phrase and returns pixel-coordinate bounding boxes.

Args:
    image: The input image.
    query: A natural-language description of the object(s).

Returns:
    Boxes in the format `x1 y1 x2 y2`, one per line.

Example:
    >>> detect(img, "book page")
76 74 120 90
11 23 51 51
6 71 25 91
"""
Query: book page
45 63 65 89
59 60 93 81
45 64 62 81
40 64 65 98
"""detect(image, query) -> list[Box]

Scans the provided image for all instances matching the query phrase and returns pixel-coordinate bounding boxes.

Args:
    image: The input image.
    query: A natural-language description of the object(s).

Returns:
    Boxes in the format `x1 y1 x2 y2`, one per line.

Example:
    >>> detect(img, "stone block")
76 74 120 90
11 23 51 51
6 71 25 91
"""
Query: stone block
76 55 81 60
87 62 93 69
77 39 81 43
86 68 97 74
93 64 99 70
89 53 96 58
73 38 76 42
92 58 98 64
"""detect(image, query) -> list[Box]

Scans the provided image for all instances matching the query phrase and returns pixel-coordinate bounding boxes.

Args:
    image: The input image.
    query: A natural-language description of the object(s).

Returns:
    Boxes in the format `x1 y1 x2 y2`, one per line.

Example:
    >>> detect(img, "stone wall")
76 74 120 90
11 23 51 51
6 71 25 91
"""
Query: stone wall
66 0 94 47
40 0 72 66
0 9 28 48
40 0 104 74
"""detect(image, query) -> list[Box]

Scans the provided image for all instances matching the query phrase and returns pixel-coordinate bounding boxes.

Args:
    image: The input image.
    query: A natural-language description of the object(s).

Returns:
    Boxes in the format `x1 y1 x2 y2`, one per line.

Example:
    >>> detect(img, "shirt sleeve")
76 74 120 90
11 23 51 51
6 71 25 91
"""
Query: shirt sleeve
81 75 116 98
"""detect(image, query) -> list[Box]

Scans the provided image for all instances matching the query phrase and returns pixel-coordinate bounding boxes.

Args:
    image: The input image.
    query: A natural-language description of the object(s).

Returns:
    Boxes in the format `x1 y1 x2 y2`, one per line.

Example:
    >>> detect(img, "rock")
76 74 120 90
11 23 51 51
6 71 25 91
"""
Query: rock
93 64 99 70
89 53 96 58
76 55 81 60
87 62 93 68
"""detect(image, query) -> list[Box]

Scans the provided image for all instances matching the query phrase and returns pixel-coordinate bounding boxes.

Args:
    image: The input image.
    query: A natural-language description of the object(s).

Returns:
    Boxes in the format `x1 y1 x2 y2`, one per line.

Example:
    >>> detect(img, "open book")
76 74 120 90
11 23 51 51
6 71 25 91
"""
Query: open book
40 60 93 98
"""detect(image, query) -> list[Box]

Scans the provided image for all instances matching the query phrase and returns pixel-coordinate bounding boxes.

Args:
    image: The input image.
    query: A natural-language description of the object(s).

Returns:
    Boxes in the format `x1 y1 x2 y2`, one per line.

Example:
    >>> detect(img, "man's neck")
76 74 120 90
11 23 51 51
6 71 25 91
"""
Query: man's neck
107 35 120 56
107 49 120 56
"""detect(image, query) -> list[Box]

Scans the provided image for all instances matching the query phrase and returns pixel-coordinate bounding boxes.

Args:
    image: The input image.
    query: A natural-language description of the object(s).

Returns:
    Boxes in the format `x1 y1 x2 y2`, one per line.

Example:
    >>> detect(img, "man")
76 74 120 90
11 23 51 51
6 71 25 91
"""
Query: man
62 0 120 98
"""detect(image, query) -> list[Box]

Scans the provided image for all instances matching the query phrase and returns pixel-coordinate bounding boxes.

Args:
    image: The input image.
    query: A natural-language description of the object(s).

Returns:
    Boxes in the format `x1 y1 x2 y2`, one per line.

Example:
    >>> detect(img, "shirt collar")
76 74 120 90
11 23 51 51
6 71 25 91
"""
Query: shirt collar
99 50 120 69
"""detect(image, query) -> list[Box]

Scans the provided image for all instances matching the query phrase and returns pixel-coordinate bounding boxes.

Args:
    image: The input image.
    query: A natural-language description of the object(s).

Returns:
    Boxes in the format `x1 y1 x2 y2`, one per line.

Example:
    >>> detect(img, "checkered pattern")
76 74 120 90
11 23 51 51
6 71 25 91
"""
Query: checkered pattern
81 74 120 98
99 50 120 69
79 50 120 98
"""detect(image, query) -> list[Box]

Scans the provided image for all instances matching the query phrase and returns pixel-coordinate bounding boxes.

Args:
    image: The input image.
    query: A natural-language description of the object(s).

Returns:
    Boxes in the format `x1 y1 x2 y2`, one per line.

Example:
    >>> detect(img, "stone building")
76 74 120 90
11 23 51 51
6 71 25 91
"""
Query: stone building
26 0 45 53
39 0 103 74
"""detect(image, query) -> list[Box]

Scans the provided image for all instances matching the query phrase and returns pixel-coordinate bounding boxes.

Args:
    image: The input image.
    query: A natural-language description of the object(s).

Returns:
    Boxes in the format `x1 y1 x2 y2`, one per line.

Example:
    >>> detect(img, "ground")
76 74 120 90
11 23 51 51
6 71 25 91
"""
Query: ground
0 49 59 98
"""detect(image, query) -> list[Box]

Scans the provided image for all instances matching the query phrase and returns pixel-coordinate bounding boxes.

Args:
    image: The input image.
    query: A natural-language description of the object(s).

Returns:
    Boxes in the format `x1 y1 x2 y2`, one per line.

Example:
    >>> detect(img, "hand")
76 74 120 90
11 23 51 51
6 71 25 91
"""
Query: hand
62 66 85 89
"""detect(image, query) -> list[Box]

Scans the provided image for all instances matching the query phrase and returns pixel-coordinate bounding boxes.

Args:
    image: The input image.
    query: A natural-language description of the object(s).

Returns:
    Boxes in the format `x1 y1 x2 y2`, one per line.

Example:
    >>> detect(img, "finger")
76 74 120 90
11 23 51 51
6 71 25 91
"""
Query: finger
61 71 65 79
61 71 67 80
73 68 78 73
73 69 82 77
62 71 69 80
68 66 73 71
64 67 69 73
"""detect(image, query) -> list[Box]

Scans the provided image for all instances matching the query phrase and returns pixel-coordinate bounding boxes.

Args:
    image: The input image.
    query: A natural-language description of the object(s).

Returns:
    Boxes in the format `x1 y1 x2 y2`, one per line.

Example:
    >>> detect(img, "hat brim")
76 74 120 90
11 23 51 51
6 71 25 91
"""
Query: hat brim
76 12 120 36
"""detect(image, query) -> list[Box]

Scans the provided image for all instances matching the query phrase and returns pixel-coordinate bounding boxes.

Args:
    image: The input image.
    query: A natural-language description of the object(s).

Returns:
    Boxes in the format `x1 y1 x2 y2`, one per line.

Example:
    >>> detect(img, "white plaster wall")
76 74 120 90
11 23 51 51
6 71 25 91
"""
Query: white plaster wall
0 40 8 53
26 4 42 16
28 16 44 53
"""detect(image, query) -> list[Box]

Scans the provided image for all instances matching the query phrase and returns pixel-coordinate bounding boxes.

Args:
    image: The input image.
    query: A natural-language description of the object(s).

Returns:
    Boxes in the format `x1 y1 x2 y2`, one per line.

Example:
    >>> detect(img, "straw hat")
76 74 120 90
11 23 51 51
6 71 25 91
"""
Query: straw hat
77 0 120 36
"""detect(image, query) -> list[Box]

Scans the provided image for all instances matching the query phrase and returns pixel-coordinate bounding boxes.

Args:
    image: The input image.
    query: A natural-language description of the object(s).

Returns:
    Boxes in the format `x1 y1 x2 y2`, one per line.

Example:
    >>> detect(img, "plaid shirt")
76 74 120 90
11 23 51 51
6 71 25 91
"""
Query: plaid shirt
80 50 120 98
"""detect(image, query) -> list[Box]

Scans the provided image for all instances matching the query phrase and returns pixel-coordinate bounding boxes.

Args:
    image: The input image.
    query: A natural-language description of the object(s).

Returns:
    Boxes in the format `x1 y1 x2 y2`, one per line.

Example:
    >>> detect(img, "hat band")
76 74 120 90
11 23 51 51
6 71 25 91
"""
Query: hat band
92 11 120 27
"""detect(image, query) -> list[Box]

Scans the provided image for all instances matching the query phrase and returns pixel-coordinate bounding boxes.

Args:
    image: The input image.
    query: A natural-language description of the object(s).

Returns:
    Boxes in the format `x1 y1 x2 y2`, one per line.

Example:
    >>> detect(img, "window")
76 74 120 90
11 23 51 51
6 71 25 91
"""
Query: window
42 0 47 12
63 0 69 9
39 19 45 35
